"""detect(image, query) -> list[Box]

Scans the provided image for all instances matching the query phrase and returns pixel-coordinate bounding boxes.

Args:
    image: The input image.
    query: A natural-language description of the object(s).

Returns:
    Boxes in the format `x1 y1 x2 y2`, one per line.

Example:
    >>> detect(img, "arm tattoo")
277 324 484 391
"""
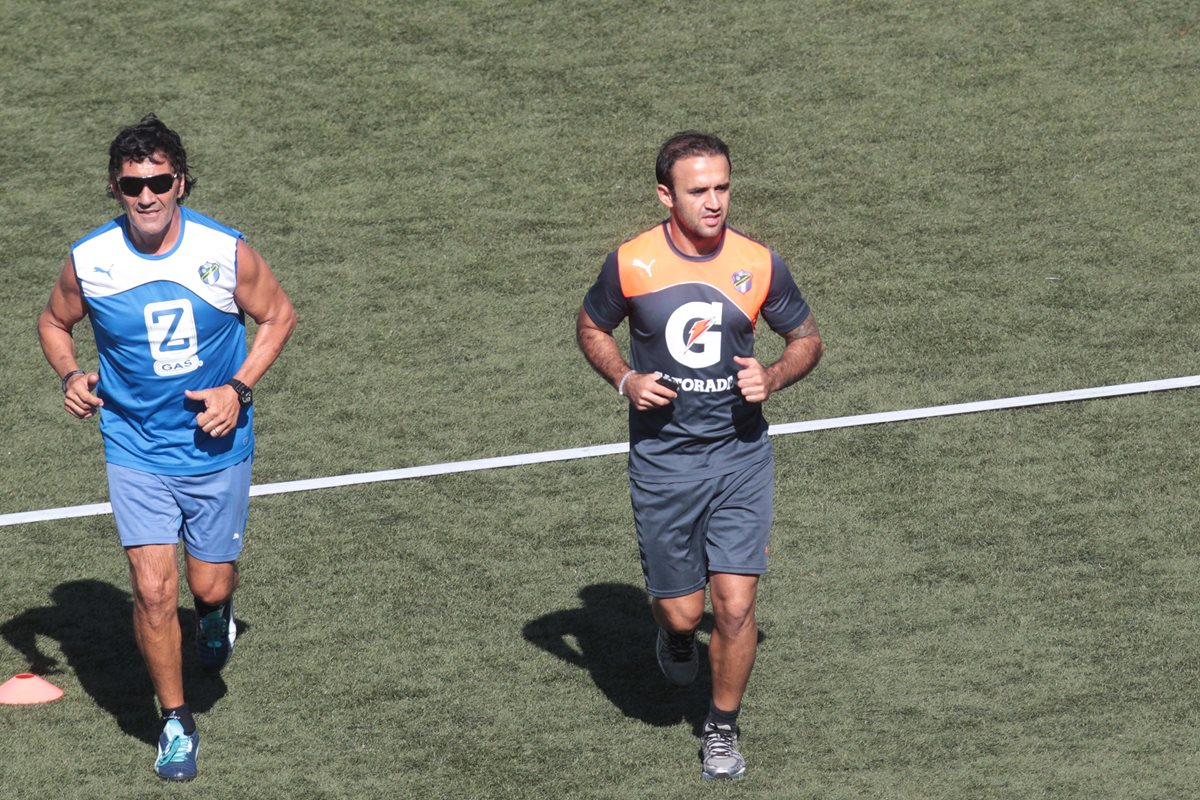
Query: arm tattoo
784 312 820 342
766 312 823 394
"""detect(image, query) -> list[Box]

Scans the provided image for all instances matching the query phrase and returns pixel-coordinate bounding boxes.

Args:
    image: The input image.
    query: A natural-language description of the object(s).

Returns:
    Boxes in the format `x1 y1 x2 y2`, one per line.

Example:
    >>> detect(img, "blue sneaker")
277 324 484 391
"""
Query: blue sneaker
195 601 236 673
155 719 199 781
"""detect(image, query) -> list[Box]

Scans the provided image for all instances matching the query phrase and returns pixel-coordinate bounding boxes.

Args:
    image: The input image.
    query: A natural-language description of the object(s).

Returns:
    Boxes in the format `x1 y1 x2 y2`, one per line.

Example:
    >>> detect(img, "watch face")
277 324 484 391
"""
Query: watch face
229 381 252 406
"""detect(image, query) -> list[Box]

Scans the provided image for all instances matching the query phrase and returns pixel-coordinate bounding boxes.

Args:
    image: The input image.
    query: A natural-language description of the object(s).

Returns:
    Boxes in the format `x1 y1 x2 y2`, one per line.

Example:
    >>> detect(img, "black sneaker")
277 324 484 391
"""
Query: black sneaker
655 627 698 686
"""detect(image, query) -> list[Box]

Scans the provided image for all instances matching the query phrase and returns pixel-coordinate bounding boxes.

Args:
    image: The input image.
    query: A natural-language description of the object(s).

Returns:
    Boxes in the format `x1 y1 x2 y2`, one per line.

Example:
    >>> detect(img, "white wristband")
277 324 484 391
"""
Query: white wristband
616 370 635 397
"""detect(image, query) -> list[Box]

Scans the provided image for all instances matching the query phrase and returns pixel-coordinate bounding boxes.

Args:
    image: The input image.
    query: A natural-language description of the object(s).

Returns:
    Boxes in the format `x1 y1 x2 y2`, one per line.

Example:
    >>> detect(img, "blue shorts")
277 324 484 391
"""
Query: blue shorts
629 454 775 599
106 456 252 563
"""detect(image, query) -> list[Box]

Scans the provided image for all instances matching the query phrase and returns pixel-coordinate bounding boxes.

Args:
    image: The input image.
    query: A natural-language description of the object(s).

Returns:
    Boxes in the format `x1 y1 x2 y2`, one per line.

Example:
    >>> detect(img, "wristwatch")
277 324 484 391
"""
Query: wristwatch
226 379 253 407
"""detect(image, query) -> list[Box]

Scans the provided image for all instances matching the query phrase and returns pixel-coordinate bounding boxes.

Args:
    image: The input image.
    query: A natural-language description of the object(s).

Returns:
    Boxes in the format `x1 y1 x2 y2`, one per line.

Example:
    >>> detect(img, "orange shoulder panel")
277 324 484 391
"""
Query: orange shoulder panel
617 227 774 324
616 227 685 297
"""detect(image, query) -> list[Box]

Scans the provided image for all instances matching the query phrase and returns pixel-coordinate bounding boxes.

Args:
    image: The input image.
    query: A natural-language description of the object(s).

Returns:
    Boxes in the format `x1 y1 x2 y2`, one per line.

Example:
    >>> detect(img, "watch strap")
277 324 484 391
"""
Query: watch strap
226 379 253 406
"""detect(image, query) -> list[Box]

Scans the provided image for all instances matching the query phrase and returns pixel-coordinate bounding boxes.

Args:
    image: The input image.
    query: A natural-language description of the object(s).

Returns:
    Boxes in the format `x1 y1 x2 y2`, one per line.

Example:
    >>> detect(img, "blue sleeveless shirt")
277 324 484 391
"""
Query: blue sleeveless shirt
72 206 253 474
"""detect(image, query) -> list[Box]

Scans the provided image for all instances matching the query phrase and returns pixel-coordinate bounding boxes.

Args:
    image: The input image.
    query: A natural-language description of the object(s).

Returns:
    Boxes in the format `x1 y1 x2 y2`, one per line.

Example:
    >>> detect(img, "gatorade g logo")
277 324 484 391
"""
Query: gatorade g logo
665 301 723 369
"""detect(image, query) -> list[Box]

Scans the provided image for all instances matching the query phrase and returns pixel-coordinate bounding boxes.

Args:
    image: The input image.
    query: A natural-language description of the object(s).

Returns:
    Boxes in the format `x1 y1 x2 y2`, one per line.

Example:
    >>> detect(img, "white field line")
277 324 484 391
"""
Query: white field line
3 375 1197 528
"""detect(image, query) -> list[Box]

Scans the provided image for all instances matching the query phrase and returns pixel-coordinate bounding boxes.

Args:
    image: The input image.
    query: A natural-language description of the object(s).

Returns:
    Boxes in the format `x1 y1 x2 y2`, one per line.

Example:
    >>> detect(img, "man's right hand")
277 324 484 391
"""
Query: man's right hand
64 372 103 419
623 371 678 411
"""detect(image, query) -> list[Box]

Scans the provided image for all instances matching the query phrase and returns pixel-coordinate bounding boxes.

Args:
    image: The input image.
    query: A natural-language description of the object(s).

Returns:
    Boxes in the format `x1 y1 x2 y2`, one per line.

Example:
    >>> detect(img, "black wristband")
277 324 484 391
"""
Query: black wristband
61 370 85 394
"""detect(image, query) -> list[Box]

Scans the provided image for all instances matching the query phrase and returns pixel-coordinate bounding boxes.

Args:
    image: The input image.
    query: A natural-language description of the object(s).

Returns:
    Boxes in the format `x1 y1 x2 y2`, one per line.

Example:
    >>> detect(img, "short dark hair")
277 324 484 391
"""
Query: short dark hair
107 113 194 201
655 131 730 193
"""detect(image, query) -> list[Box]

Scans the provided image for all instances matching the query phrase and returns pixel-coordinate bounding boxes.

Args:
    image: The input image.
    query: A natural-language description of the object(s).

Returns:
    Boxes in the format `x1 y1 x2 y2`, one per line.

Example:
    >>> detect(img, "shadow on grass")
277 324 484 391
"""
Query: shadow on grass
0 579 244 744
523 582 764 734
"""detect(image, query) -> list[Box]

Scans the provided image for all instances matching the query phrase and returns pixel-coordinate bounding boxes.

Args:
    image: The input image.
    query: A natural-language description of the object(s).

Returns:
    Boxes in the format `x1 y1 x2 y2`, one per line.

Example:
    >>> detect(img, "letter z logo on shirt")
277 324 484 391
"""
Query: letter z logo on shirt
665 301 723 369
144 299 204 376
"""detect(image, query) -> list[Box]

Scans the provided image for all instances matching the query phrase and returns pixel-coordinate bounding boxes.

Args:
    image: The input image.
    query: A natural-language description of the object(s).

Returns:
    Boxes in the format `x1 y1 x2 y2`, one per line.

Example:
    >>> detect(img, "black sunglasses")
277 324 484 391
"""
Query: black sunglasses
116 172 178 197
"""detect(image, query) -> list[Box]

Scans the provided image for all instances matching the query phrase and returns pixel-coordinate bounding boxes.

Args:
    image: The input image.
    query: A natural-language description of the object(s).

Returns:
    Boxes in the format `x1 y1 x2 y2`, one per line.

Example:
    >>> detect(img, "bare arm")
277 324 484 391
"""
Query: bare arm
733 312 824 403
576 306 675 411
37 257 103 418
185 239 297 436
228 239 297 388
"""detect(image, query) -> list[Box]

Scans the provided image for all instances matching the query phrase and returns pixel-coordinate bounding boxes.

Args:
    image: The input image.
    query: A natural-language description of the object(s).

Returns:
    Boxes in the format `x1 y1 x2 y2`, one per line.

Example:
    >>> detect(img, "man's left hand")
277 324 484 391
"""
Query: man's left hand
733 356 772 403
184 386 240 438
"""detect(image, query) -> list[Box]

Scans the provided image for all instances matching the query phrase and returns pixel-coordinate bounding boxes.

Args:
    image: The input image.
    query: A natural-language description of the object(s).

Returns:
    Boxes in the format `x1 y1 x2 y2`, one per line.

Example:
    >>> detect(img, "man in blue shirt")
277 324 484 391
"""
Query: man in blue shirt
37 114 297 781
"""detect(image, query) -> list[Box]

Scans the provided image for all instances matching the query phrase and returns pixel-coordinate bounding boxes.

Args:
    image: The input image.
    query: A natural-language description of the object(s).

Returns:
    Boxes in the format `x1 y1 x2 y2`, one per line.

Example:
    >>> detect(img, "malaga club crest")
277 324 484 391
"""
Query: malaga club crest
732 270 751 294
198 262 221 286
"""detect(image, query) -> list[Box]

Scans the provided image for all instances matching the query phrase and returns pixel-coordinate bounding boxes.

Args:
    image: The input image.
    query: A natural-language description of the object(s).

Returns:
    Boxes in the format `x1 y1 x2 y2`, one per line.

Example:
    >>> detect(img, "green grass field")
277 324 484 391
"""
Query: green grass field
3 1 1199 797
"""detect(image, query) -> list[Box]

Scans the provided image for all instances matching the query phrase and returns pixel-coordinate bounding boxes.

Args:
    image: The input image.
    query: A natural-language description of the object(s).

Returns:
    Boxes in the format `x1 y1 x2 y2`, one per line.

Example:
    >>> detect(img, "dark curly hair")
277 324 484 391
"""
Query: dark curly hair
655 131 730 194
106 113 195 201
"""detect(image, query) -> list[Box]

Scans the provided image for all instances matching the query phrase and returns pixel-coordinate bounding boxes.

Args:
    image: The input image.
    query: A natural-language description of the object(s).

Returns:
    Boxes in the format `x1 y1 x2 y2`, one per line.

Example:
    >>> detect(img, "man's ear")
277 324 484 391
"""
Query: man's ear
656 183 674 209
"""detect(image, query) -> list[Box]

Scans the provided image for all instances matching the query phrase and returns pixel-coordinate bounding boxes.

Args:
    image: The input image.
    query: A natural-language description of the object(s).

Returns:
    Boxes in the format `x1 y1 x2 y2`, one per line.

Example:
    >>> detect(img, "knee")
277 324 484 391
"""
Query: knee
186 562 238 606
710 575 759 636
653 597 704 634
188 575 234 606
130 572 178 621
667 607 704 634
712 597 756 637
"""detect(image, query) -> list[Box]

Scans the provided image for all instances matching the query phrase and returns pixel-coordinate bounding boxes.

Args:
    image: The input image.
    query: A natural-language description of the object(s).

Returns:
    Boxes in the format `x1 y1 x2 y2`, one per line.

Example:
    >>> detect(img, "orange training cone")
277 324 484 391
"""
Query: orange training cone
0 673 64 704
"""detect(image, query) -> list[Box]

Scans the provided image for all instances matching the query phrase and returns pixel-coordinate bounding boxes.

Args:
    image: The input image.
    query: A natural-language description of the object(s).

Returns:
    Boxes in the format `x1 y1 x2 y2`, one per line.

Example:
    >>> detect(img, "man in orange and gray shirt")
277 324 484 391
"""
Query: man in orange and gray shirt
577 131 823 781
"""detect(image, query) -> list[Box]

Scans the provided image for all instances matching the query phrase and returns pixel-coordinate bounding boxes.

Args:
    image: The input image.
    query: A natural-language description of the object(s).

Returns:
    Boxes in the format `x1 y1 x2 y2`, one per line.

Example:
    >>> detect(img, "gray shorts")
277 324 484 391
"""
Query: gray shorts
630 454 775 598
